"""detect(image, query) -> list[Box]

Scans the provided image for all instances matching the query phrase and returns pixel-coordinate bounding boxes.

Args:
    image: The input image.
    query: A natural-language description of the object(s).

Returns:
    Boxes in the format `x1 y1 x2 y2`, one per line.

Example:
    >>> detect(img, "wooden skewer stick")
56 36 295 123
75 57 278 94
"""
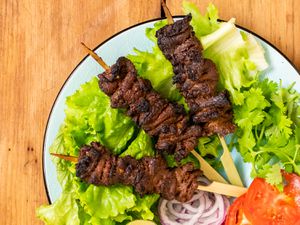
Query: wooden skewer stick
161 0 174 24
50 153 78 163
218 135 244 187
198 181 247 197
51 152 247 197
81 42 110 71
191 150 228 184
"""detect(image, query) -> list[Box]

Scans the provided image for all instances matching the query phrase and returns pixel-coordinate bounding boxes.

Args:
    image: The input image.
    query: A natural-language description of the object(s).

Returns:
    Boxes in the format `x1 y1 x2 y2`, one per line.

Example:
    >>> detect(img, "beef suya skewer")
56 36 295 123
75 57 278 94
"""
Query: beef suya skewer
156 3 243 187
51 143 247 200
156 15 235 136
76 142 201 202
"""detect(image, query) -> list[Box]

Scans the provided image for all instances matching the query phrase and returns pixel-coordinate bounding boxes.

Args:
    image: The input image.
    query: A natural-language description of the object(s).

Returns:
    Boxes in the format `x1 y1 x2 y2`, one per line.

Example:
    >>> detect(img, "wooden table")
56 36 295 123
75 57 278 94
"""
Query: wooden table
0 0 299 224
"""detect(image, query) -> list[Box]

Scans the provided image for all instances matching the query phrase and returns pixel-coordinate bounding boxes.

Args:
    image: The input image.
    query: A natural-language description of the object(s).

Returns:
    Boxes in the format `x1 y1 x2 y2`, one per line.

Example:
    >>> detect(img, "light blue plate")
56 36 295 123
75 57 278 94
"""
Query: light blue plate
43 17 300 203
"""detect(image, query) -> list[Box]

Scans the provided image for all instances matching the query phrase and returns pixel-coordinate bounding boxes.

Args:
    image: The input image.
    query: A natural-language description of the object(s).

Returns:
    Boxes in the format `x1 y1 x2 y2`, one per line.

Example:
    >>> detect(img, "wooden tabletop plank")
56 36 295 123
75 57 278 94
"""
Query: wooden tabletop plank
0 0 299 224
0 1 160 224
167 0 300 71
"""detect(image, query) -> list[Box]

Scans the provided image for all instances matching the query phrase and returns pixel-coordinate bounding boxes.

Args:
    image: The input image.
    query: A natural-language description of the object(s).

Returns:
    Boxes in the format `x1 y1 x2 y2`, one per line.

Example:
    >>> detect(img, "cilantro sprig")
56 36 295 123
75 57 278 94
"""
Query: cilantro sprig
233 80 300 188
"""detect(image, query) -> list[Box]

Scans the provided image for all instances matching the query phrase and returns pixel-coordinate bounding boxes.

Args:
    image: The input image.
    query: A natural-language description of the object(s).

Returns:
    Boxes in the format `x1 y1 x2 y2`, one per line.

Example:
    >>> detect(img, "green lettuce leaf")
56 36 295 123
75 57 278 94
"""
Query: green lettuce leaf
63 77 136 155
37 193 81 225
79 185 136 220
200 20 268 105
120 130 154 159
198 136 220 158
131 195 160 220
182 1 219 38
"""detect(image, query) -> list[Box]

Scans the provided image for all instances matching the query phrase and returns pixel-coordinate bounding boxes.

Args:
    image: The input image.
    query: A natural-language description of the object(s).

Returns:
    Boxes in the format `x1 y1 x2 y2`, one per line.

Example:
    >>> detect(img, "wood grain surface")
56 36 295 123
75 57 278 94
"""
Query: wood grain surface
0 0 298 224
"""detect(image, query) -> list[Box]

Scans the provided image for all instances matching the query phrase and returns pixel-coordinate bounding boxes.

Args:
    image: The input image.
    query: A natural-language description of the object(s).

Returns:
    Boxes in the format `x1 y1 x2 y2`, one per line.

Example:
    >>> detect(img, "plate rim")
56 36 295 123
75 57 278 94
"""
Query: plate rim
42 15 300 204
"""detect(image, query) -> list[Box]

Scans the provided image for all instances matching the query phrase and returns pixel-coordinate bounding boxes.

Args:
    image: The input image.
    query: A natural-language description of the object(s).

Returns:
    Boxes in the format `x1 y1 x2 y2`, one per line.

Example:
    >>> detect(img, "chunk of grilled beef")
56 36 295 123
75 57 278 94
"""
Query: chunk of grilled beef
98 57 202 160
76 142 202 202
156 15 236 136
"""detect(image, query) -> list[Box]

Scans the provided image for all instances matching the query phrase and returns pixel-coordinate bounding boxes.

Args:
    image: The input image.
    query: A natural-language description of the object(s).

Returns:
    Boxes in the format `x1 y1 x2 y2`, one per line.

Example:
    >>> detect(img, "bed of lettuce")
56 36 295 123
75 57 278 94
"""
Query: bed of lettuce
37 1 300 224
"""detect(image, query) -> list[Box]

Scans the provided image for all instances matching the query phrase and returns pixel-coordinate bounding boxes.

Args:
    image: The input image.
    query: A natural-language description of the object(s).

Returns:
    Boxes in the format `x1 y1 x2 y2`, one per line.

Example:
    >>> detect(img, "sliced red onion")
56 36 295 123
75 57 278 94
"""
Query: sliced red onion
183 198 203 214
204 193 213 209
158 187 230 225
201 193 222 218
167 202 195 220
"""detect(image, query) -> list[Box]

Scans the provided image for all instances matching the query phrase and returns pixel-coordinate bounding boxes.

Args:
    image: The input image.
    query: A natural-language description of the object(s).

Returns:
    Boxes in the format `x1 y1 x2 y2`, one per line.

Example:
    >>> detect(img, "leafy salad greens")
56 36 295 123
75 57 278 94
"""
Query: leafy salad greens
37 1 300 224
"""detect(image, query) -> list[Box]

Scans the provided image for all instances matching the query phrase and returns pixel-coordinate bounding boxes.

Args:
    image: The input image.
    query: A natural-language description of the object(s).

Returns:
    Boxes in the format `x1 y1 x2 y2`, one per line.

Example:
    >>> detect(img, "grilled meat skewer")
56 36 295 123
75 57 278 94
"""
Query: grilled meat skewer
156 15 236 136
155 12 244 186
97 56 202 161
76 142 202 202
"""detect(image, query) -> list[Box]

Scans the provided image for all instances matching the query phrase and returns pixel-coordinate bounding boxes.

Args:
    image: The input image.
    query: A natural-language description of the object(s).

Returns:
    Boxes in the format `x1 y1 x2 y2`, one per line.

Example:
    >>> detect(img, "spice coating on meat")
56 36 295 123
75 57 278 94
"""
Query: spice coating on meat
76 142 202 202
98 57 202 160
156 15 236 136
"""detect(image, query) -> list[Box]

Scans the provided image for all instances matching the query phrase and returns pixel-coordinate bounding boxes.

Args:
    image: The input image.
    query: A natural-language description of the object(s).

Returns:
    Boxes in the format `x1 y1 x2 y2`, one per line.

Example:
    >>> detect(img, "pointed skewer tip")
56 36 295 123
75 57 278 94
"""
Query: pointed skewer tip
80 42 110 71
50 153 78 163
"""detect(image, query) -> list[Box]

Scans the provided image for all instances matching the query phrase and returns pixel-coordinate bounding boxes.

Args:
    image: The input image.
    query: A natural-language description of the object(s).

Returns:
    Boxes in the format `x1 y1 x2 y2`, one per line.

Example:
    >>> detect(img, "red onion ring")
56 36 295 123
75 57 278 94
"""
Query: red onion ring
159 188 230 225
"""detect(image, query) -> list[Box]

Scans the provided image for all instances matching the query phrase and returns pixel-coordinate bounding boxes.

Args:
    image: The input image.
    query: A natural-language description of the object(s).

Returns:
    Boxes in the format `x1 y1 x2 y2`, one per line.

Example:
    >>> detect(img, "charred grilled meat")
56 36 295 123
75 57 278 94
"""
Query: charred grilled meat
156 15 236 136
98 57 202 160
76 142 202 202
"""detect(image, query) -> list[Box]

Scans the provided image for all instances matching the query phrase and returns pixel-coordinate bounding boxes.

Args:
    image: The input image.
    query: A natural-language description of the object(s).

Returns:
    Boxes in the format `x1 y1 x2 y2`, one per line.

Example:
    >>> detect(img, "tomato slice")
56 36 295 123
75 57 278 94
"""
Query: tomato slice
243 178 300 225
283 171 300 206
225 175 300 225
225 194 251 225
